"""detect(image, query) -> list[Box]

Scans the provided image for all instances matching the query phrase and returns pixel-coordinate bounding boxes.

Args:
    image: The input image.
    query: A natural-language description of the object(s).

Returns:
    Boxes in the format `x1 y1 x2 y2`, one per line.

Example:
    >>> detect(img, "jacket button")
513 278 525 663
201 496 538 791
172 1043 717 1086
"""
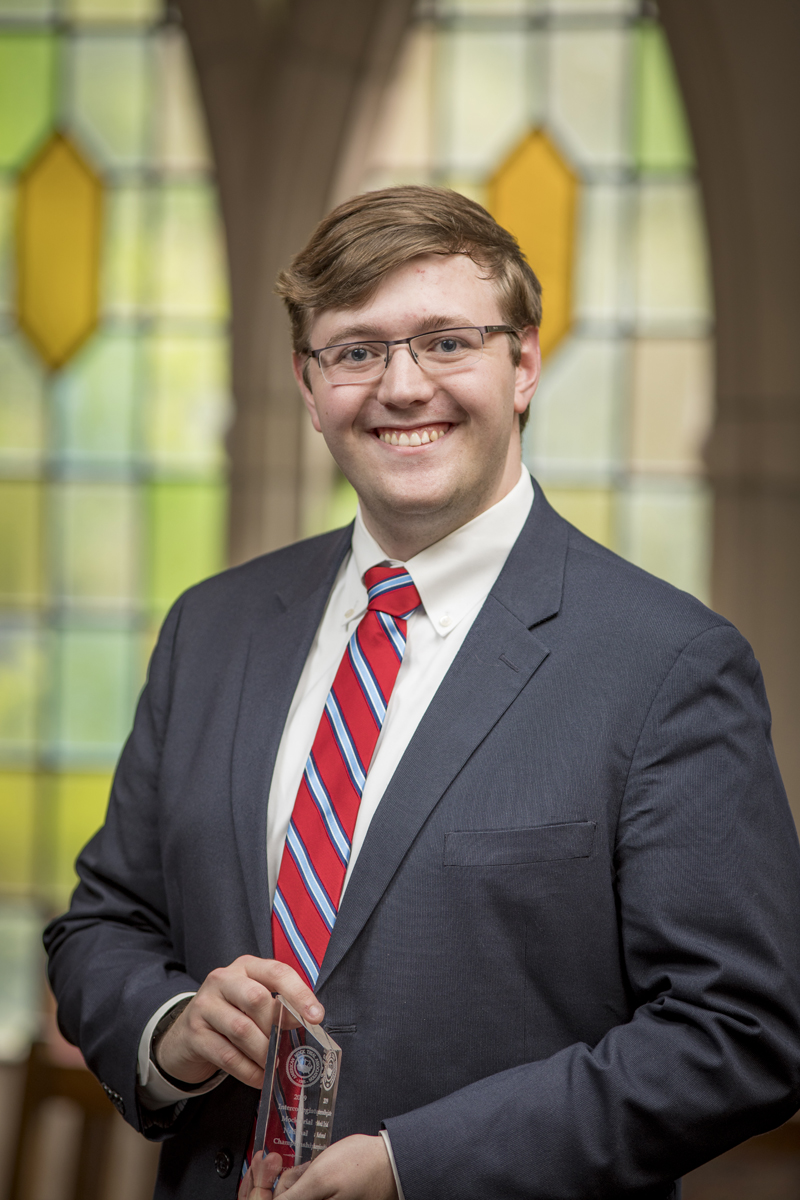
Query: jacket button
215 1149 233 1179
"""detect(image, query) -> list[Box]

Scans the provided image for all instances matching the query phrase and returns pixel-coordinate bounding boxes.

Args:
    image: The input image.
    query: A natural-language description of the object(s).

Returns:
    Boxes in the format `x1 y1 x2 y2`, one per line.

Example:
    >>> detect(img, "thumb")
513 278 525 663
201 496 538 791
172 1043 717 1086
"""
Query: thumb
239 1151 284 1199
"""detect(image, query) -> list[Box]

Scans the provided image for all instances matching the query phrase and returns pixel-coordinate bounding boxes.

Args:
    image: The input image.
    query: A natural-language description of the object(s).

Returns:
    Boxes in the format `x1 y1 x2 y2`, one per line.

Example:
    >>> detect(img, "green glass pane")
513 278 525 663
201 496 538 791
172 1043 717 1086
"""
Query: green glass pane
0 337 45 468
327 472 357 532
0 628 41 759
53 771 111 898
148 184 229 320
102 185 145 316
51 629 138 764
53 483 138 606
635 22 694 172
0 771 36 890
52 333 138 463
147 482 225 614
68 35 149 168
144 334 229 475
0 482 43 604
65 0 160 21
0 180 13 311
0 33 56 168
0 899 43 1060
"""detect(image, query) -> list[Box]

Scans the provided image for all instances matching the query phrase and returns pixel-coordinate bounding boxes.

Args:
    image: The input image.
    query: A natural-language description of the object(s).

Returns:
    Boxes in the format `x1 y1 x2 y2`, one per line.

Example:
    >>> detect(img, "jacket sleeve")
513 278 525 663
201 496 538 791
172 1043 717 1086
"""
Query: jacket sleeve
44 596 202 1137
384 623 800 1199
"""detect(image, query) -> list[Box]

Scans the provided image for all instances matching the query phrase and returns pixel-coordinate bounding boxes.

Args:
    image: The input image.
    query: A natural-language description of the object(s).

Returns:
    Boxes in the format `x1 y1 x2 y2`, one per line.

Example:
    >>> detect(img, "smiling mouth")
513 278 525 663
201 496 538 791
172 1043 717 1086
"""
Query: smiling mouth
375 423 452 446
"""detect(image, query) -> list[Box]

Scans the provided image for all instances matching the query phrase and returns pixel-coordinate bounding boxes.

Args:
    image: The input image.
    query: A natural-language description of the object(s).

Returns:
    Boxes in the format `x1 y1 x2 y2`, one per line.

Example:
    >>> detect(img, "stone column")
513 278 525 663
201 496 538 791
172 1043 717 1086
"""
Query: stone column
176 0 415 564
659 0 800 816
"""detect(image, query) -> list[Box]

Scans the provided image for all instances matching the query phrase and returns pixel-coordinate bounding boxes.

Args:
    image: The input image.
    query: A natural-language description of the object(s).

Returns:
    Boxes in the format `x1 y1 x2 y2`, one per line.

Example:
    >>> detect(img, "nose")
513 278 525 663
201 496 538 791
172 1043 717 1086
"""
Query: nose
376 342 436 406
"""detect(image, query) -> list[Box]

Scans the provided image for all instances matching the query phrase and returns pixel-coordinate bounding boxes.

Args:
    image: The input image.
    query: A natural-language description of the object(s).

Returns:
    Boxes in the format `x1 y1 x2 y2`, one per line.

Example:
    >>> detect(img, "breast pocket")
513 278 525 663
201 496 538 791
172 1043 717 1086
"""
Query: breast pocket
443 821 596 867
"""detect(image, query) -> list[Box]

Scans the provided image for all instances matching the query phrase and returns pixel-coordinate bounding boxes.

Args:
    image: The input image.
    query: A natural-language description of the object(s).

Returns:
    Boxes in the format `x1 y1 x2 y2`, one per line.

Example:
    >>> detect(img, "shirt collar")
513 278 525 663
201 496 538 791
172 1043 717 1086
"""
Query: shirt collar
347 466 534 636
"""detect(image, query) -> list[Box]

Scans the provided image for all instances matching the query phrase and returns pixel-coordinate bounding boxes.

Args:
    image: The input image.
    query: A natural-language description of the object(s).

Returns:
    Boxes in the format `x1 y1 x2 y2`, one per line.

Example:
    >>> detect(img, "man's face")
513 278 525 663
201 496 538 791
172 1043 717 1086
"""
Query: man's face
293 253 540 554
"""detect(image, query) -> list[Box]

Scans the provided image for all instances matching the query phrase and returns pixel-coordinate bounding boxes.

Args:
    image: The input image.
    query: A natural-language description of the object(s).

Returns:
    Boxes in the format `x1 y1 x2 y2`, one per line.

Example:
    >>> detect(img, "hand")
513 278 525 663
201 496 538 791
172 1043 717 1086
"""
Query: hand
274 1136 398 1200
155 955 324 1087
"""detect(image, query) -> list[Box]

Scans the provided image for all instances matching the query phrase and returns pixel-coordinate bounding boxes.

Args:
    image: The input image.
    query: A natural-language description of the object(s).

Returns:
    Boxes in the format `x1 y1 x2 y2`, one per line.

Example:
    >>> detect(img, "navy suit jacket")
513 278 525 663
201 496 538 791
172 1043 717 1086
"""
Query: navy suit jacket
45 482 800 1200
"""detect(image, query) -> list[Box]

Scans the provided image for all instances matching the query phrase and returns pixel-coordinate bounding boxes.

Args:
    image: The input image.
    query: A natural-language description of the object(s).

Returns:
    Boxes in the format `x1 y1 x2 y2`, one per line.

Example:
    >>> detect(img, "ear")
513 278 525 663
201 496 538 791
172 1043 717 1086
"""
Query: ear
292 353 322 433
513 326 542 417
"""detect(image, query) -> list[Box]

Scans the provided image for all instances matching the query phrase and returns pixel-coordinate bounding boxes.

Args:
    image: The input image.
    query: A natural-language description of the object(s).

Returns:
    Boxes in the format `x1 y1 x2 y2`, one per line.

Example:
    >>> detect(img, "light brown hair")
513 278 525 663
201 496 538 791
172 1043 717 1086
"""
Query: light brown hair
276 185 542 430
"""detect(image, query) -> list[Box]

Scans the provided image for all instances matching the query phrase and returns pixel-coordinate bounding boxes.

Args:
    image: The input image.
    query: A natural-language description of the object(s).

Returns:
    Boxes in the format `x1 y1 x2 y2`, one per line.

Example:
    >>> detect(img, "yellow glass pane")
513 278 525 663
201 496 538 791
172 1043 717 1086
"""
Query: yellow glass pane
0 481 42 604
0 772 36 891
630 338 713 474
0 629 41 757
17 133 103 369
53 771 112 897
489 130 578 358
544 486 614 549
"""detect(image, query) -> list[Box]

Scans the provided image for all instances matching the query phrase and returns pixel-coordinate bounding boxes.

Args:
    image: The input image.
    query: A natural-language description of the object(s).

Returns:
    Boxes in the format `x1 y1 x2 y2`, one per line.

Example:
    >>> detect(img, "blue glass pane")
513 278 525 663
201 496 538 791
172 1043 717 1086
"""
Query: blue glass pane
49 628 139 767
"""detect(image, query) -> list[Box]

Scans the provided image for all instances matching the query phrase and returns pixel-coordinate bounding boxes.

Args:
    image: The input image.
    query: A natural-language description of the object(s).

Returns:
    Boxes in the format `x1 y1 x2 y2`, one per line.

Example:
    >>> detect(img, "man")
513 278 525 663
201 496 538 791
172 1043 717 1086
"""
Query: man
46 186 800 1200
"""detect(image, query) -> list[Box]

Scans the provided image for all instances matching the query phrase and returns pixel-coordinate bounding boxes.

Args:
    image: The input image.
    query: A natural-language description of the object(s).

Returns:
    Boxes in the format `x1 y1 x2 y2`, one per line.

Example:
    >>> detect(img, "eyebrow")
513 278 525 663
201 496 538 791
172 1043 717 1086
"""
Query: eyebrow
321 315 476 348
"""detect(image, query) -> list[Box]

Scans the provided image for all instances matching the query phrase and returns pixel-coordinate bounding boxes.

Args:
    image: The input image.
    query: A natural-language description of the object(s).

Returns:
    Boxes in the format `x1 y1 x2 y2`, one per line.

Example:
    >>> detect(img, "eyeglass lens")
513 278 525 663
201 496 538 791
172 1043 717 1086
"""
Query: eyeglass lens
317 327 485 384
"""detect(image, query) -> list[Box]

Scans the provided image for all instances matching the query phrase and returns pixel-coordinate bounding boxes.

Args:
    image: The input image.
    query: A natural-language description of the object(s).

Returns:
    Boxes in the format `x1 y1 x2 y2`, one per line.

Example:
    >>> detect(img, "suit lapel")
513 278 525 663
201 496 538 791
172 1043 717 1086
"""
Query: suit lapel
230 528 352 957
316 483 570 991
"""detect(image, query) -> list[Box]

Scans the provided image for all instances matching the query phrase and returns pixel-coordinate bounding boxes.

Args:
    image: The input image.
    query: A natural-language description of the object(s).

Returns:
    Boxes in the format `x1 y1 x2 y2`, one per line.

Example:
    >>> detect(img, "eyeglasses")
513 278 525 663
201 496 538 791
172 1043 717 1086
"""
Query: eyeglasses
307 325 518 386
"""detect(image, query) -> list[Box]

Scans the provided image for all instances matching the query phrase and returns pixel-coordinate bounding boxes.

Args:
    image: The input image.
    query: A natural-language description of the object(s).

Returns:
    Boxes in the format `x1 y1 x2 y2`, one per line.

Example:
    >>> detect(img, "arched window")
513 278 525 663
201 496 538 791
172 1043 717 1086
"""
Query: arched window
339 0 712 601
0 0 229 1054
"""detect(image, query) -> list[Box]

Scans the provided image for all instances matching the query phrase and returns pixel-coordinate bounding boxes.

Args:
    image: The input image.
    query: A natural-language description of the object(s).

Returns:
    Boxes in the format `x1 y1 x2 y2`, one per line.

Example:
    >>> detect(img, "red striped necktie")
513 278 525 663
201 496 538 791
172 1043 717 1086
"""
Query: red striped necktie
262 565 421 1170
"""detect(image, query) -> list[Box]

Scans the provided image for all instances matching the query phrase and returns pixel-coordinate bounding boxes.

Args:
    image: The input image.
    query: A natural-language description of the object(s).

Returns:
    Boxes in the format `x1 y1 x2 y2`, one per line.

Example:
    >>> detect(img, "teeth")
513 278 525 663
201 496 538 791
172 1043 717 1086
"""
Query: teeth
398 432 410 446
420 431 430 444
409 432 421 446
429 430 438 441
391 433 399 445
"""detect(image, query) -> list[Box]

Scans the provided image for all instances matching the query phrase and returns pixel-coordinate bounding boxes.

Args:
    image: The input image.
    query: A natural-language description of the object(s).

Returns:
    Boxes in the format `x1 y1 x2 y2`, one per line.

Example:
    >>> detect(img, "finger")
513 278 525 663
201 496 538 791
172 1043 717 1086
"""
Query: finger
239 1151 283 1200
241 957 325 1026
274 1162 310 1196
181 1020 266 1089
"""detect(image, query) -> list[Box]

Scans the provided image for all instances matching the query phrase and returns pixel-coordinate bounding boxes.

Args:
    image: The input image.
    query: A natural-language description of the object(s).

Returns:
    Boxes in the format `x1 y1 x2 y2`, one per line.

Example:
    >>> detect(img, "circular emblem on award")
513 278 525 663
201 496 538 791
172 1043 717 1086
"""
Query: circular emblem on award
286 1045 324 1088
322 1049 338 1091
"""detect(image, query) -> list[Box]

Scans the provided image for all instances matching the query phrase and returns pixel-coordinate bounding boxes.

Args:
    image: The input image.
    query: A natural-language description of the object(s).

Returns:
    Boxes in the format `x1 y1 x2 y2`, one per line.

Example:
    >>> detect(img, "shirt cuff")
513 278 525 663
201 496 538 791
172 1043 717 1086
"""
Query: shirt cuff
136 992 227 1110
379 1129 406 1200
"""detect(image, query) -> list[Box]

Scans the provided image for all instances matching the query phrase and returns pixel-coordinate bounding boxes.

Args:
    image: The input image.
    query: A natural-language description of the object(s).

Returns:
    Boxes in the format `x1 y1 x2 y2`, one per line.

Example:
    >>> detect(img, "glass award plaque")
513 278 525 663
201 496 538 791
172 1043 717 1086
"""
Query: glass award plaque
253 995 342 1170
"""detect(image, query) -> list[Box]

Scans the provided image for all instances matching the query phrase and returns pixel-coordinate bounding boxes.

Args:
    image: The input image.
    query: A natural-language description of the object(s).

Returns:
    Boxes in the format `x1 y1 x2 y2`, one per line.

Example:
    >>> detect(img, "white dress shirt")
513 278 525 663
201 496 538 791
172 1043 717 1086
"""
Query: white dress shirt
137 467 534 1141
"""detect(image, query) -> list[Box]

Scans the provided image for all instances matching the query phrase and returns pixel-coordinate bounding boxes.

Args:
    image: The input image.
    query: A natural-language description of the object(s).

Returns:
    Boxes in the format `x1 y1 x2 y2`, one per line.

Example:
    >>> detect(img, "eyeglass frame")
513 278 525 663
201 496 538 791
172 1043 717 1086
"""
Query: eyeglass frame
306 325 519 386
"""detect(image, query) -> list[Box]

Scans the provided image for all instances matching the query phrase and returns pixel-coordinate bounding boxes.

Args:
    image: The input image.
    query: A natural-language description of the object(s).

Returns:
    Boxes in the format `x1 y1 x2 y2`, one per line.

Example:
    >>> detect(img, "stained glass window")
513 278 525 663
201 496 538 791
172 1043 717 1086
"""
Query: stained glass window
346 0 713 601
0 0 229 1057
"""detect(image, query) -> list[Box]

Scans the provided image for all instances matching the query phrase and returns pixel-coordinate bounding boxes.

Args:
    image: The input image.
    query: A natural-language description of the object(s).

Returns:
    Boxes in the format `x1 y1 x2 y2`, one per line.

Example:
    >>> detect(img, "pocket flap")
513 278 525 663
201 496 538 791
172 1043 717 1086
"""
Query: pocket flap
444 821 596 867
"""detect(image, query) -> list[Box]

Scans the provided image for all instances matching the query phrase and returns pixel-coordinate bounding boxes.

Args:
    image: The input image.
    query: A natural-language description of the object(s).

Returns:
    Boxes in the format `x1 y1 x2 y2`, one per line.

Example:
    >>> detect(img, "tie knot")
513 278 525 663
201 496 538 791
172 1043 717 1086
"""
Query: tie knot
364 566 421 618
